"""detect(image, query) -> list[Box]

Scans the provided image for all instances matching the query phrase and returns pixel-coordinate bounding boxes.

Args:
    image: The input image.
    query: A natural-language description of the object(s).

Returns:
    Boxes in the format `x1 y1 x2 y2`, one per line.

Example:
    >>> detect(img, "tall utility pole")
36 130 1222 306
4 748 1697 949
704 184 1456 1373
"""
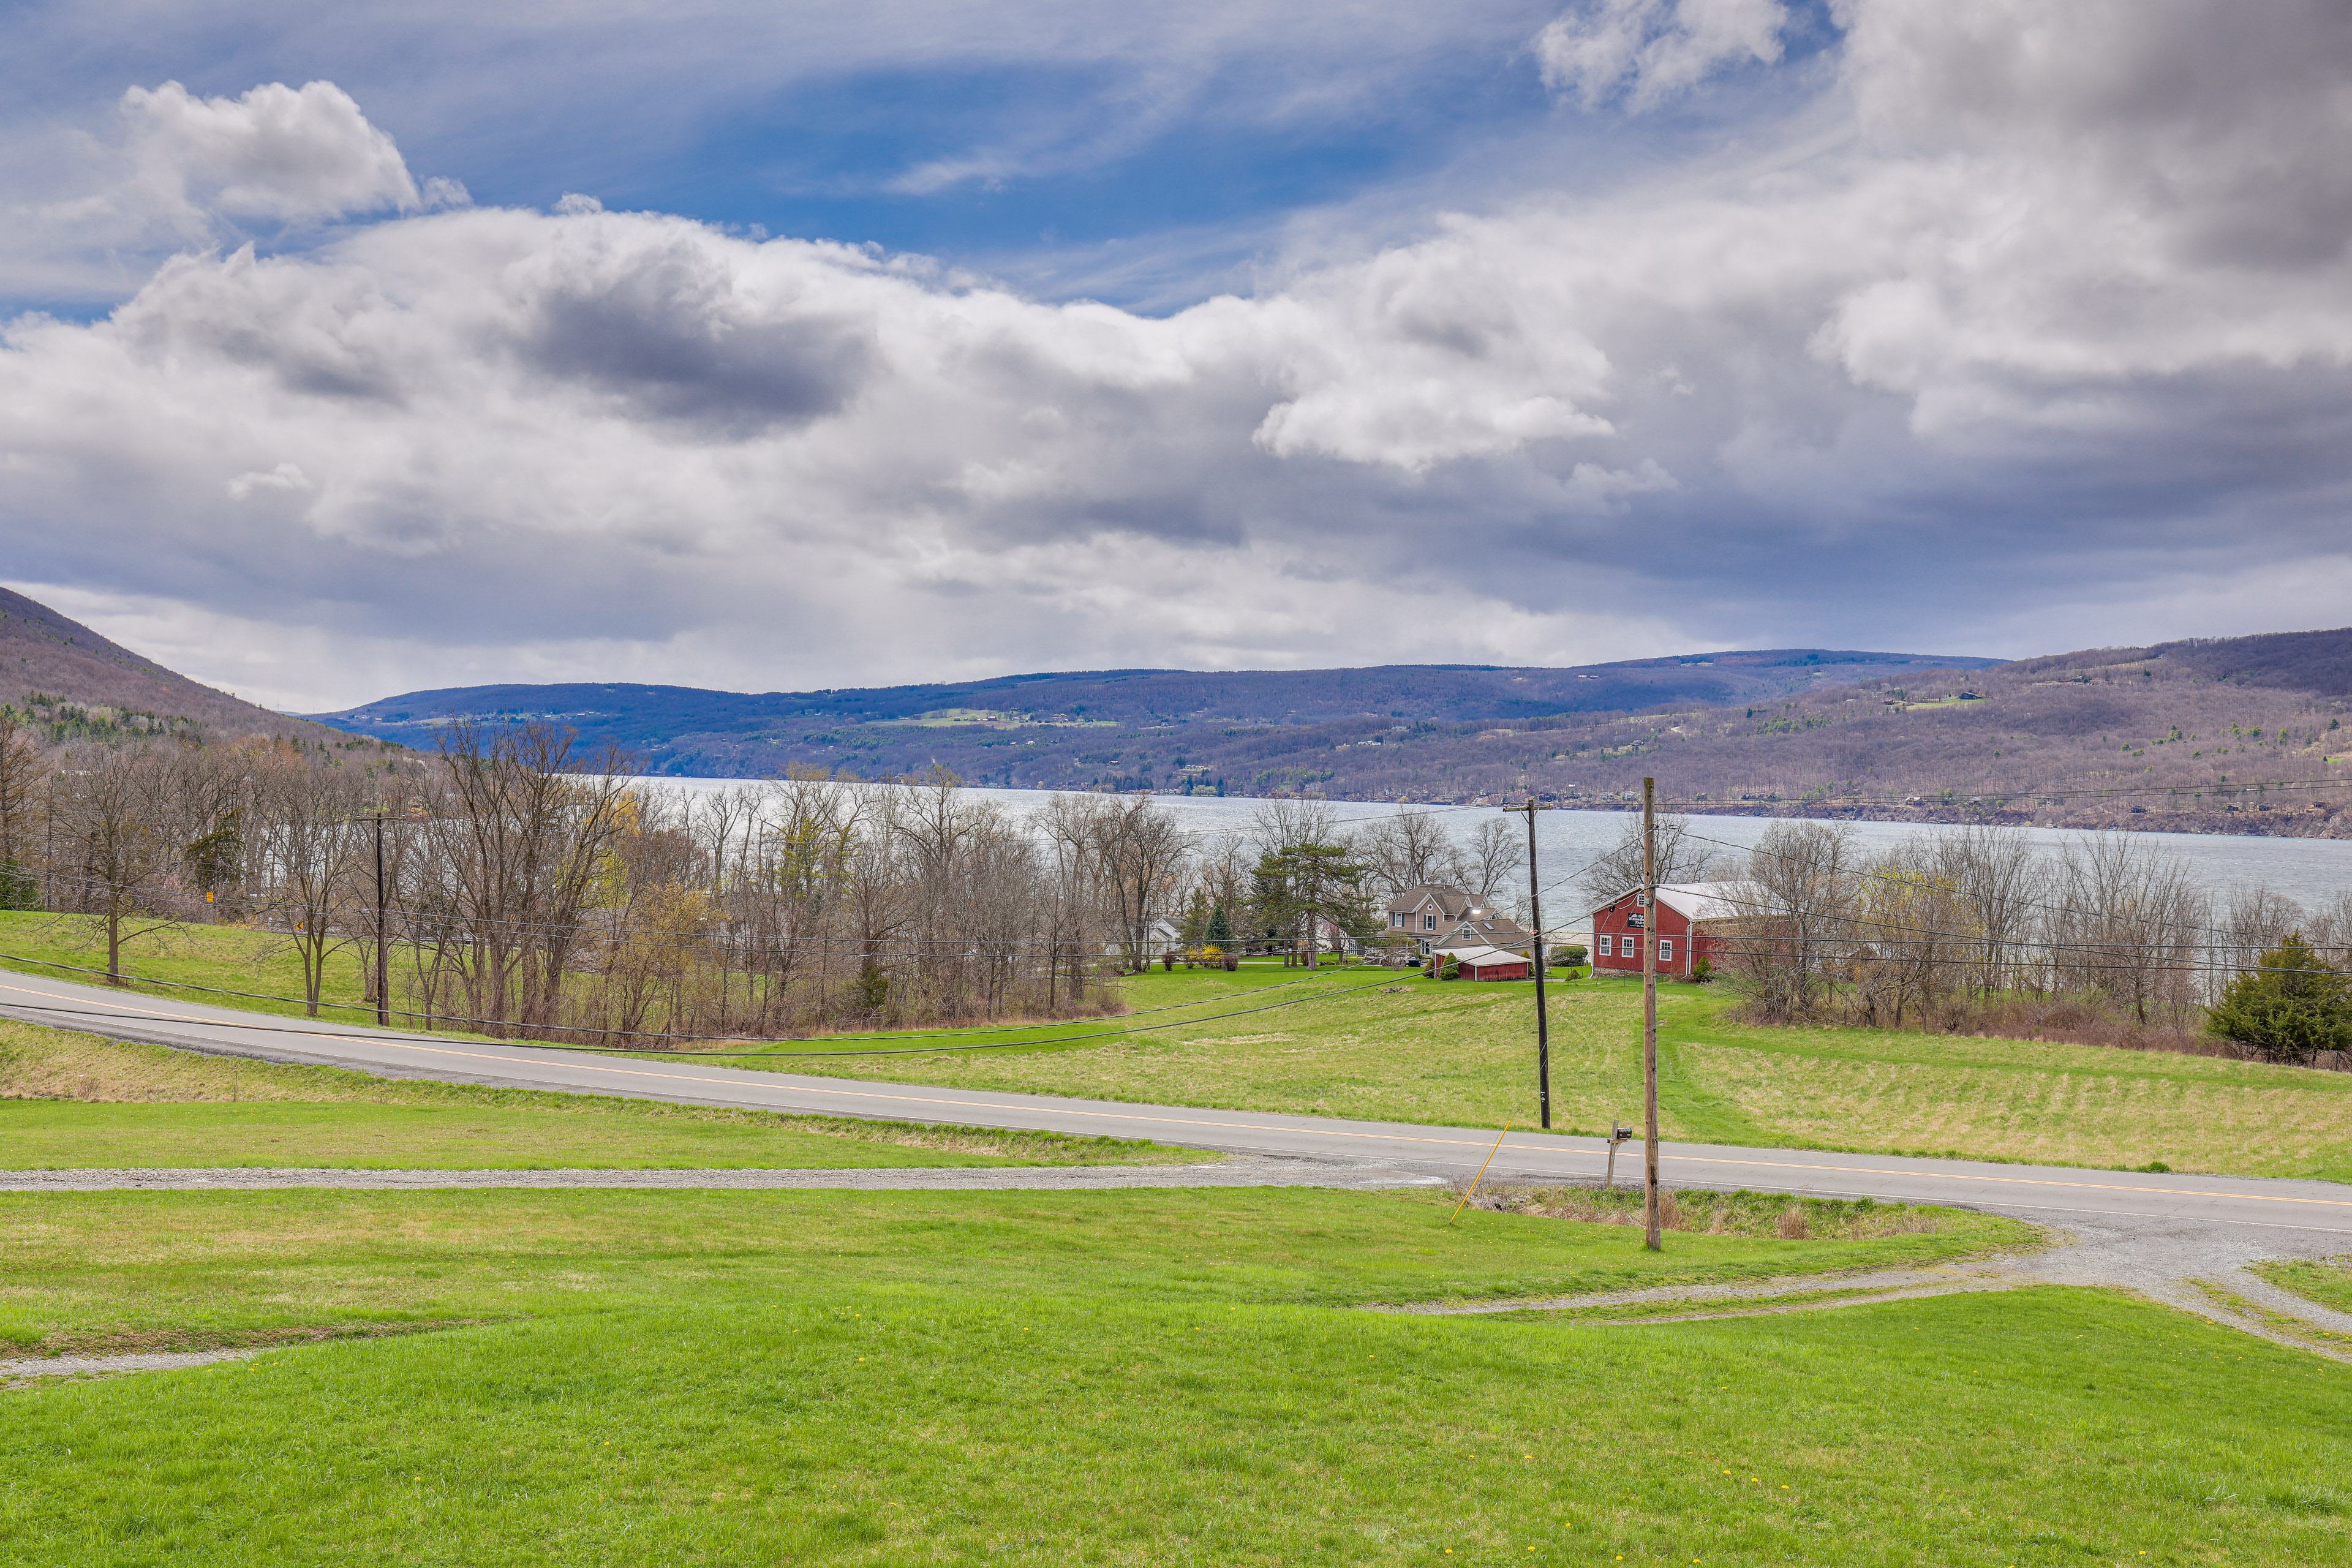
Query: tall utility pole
371 807 390 1028
1642 775 1662 1251
1521 799 1550 1129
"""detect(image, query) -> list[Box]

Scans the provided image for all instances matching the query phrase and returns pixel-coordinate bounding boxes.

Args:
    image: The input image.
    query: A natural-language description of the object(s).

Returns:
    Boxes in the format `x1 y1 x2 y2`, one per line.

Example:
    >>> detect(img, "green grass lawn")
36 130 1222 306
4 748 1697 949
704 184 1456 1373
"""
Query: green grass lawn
2252 1257 2352 1316
0 1019 1208 1169
1 1187 2342 1565
0 909 383 1025
0 1099 1204 1170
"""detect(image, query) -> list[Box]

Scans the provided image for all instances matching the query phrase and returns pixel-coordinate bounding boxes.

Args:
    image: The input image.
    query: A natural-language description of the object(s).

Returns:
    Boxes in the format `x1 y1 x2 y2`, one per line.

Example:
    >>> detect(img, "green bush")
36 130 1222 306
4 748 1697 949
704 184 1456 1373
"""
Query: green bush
2207 932 2352 1064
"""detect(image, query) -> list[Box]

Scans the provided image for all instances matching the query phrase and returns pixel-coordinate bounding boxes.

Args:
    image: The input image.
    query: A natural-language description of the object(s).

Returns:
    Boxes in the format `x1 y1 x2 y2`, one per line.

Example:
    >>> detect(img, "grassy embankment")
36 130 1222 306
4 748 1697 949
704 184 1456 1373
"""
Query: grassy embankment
0 1019 1207 1169
3 1188 2344 1565
2253 1257 2352 1316
12 911 2352 1180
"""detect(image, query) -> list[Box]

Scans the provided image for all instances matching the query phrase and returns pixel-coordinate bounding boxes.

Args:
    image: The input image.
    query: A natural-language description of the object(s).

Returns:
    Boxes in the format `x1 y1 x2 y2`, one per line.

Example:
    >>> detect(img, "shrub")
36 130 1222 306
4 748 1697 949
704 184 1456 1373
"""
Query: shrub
1689 956 1712 984
2207 932 2352 1065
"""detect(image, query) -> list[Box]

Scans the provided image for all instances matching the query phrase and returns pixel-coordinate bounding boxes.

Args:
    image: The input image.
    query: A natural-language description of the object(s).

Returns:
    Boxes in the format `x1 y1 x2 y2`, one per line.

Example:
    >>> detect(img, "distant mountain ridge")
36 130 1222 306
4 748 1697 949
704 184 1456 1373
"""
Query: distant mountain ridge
0 585 348 745
1513 629 2352 834
311 649 2002 781
309 629 2352 835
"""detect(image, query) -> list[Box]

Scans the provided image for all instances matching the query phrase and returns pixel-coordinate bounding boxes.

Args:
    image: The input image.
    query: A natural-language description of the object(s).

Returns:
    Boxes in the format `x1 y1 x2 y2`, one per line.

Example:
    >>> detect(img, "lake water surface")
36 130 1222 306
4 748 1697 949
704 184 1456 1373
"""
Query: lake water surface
633 780 2352 914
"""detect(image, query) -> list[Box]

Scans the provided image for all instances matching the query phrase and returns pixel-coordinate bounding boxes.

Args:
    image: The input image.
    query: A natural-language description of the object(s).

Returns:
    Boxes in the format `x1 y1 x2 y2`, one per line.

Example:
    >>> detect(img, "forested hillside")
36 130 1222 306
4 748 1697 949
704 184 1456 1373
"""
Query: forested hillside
308 628 2352 835
1487 632 2352 833
312 649 1992 781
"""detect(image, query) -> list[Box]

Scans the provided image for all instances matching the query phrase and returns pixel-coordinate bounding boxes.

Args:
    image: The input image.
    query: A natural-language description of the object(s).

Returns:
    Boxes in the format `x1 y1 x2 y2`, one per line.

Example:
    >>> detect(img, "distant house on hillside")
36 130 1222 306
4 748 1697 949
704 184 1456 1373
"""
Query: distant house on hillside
1382 884 1532 958
1589 882 1749 979
1104 916 1184 962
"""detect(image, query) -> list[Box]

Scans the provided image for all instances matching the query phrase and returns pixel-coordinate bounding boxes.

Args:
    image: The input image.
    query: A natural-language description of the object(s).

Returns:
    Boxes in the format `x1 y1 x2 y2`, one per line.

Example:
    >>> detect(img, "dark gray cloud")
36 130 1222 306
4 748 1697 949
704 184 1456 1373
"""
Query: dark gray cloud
517 236 872 437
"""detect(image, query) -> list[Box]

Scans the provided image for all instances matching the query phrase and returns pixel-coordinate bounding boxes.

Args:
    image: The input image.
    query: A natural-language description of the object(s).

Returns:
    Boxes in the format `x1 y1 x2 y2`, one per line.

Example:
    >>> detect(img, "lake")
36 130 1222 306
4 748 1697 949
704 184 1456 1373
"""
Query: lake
630 780 2352 915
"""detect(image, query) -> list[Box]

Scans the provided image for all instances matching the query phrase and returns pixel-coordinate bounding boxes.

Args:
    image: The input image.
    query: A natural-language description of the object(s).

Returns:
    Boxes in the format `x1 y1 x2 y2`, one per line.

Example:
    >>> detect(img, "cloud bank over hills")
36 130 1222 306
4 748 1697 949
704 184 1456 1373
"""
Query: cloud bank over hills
2 1 2350 712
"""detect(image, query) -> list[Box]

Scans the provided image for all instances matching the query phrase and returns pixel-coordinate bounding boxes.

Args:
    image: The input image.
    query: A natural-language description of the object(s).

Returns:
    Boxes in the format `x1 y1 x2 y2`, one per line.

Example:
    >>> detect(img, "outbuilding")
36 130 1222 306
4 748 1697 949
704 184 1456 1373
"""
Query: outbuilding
1588 883 1746 979
1432 943 1531 981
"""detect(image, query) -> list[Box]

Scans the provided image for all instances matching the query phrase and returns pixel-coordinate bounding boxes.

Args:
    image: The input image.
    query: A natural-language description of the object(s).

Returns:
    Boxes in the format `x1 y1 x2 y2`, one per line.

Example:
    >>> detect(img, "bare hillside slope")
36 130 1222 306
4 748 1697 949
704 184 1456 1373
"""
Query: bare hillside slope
0 585 351 744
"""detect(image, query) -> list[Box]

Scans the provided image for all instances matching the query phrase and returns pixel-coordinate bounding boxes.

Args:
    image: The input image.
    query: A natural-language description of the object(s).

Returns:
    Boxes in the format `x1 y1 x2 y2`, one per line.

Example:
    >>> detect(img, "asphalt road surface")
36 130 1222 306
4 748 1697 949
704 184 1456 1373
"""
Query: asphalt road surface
7 965 2352 1241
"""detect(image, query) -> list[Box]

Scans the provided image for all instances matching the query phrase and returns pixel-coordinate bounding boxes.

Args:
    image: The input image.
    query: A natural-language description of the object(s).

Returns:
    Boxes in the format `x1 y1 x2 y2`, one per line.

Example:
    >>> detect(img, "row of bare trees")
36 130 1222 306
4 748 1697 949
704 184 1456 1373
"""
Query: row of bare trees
7 699 2339 1052
0 713 1226 1039
0 711 1554 1036
1699 819 2352 1039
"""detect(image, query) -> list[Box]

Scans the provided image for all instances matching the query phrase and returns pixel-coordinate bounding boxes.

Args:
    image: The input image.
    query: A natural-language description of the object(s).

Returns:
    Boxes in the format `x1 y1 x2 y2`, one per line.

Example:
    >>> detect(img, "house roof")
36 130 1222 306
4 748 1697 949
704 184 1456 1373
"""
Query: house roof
1436 913 1530 943
1384 884 1487 919
1591 881 1751 923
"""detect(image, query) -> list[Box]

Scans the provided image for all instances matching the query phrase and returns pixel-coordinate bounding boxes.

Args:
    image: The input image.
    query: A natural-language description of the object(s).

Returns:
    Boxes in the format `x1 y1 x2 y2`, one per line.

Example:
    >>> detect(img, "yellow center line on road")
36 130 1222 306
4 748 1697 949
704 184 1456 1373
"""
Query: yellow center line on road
15 979 2352 1213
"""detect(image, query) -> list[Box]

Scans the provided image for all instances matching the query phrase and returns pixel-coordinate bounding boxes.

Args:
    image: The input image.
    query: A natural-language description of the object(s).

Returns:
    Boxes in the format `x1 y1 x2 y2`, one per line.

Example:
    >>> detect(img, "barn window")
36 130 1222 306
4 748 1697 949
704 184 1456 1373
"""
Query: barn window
1598 934 1613 956
1658 939 1674 963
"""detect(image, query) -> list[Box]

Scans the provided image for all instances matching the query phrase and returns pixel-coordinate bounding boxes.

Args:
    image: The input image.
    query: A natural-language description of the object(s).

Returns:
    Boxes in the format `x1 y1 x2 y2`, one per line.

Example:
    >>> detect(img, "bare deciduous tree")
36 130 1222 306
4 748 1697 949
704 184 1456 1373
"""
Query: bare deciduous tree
1091 795 1194 971
1576 814 1721 912
1721 821 1856 1022
0 709 49 908
2046 834 2207 1027
49 744 183 983
1358 807 1455 894
251 753 371 1016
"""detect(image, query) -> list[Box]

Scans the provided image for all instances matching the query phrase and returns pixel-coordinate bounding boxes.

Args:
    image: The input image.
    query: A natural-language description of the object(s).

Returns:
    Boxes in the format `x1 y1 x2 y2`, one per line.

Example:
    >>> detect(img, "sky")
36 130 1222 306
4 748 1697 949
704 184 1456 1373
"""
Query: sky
1 0 2348 713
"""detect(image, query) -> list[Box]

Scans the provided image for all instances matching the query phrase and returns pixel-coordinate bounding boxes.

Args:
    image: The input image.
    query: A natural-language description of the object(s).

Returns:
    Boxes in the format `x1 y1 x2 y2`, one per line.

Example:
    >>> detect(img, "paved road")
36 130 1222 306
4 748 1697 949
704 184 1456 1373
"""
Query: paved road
9 965 2352 1239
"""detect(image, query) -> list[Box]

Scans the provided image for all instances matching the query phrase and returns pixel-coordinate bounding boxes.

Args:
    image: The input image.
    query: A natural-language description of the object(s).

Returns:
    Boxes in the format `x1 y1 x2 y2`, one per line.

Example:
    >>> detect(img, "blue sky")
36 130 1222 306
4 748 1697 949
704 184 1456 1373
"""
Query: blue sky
0 0 1844 312
1 1 2349 711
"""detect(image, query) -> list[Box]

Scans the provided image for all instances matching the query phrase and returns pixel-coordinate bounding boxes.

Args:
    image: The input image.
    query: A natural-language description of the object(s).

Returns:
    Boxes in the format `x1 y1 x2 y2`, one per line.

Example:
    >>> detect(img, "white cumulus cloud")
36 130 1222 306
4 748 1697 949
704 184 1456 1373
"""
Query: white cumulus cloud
122 80 426 224
1536 0 1792 110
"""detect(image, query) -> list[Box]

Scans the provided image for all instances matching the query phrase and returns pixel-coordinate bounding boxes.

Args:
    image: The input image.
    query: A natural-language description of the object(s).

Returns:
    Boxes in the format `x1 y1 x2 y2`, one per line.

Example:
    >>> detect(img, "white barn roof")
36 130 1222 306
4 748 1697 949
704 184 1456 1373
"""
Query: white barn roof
1433 944 1526 966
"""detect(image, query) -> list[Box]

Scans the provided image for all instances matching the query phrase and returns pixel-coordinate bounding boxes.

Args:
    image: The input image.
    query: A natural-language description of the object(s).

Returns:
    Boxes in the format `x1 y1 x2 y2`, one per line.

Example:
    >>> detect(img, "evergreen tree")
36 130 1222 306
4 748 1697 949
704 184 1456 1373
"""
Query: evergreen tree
1205 902 1232 947
1252 842 1372 966
2208 932 2352 1063
1180 888 1212 949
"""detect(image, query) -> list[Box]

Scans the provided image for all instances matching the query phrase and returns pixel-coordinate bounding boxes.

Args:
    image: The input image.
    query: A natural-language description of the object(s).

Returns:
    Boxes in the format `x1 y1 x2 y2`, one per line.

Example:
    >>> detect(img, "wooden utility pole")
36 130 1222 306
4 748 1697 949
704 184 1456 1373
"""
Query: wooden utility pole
1521 799 1550 1129
371 807 390 1028
1643 775 1662 1251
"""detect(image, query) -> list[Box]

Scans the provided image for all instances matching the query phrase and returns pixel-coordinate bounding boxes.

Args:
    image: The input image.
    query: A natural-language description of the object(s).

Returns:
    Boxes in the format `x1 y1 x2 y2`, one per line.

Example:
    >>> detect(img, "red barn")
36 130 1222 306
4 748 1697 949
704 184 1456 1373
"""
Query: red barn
1589 883 1744 979
1434 943 1531 981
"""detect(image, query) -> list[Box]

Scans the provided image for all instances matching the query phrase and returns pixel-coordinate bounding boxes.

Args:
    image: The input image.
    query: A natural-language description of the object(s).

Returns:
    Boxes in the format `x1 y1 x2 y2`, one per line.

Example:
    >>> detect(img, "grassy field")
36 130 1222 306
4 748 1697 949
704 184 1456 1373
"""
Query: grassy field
14 911 2352 1182
2 1186 2343 1565
727 966 2352 1182
0 1019 1207 1169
